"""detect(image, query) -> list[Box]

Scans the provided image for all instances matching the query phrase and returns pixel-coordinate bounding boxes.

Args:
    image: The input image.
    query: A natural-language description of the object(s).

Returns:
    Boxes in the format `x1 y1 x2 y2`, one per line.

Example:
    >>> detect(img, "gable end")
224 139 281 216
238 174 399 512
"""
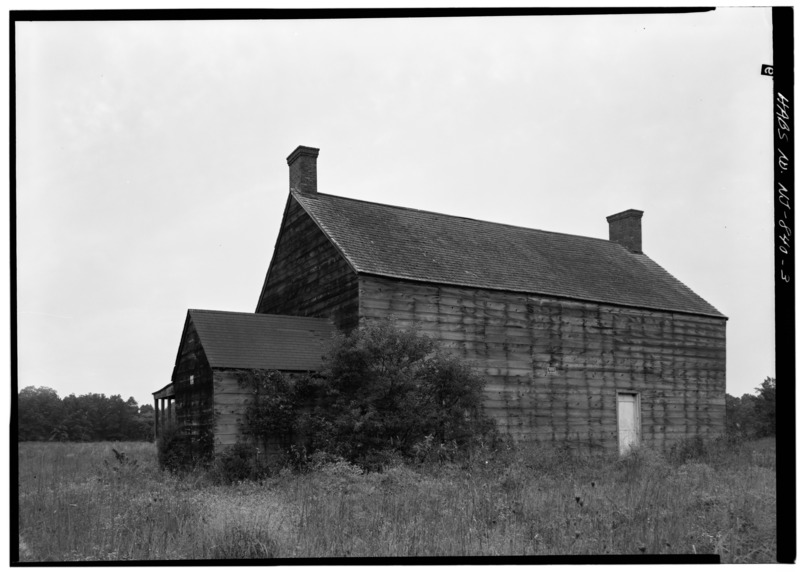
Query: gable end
255 194 360 330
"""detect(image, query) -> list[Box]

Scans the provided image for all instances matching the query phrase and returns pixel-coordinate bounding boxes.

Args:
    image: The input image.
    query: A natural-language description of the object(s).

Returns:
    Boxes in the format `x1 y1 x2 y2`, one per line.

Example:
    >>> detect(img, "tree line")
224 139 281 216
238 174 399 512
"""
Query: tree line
725 377 776 439
17 386 155 442
17 375 776 445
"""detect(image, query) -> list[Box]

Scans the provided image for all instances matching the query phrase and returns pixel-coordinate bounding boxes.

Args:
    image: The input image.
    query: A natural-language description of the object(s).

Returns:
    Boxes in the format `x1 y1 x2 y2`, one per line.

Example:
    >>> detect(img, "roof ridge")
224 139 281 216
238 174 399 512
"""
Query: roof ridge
292 190 617 247
189 308 333 321
189 308 252 315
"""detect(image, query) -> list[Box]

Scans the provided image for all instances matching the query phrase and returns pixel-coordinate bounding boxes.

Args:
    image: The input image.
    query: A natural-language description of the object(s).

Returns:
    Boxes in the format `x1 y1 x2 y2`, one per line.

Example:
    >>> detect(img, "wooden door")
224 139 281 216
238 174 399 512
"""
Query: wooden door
617 392 640 455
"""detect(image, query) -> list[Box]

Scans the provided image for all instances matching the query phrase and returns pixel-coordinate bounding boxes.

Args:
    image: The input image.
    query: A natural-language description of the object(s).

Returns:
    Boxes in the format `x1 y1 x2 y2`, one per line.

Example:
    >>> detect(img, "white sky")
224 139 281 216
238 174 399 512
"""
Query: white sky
14 9 776 406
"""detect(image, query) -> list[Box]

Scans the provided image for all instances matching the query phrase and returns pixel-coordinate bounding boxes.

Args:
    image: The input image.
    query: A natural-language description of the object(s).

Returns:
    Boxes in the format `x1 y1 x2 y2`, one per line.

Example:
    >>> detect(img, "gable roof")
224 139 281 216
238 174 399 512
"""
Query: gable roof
187 309 336 371
291 191 725 318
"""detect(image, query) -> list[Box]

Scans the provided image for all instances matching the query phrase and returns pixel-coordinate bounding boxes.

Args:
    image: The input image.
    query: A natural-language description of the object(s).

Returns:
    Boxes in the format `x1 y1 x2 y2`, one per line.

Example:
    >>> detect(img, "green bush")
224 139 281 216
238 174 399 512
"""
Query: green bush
211 442 280 484
238 370 297 447
305 319 496 469
157 424 189 472
236 320 496 473
156 423 209 473
667 435 708 465
617 445 670 480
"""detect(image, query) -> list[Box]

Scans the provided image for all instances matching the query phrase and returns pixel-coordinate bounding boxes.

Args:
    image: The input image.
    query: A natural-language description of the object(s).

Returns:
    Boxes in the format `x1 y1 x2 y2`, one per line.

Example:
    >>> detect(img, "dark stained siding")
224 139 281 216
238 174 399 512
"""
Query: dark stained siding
213 368 316 455
359 275 726 453
256 196 359 331
172 319 214 459
212 369 251 449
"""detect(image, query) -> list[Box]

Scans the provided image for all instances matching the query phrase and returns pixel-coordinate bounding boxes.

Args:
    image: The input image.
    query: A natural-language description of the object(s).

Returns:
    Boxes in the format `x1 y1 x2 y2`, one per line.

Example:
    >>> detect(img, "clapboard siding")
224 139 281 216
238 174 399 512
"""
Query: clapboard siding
212 369 312 453
256 196 359 331
358 275 726 452
172 320 214 459
212 370 252 450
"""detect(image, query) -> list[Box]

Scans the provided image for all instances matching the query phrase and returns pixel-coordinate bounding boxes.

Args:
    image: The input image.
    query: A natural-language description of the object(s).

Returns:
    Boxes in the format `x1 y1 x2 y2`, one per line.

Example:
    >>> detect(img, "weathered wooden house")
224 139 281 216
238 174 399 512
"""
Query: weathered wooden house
157 145 726 456
155 309 334 457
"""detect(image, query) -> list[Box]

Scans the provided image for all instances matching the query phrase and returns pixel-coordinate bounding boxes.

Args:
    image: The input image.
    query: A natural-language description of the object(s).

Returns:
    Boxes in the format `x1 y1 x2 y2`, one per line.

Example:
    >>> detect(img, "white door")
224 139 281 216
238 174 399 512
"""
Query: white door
617 393 640 455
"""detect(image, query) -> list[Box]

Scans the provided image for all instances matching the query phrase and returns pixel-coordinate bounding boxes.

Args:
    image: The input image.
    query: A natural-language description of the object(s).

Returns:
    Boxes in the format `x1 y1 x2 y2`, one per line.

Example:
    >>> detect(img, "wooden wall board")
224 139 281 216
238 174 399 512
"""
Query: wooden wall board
256 196 360 331
358 275 727 451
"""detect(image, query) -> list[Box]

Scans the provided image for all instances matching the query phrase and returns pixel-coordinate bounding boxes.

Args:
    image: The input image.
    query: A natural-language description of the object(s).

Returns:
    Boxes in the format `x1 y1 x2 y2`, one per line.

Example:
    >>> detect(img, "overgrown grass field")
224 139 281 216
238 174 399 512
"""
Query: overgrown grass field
17 438 776 562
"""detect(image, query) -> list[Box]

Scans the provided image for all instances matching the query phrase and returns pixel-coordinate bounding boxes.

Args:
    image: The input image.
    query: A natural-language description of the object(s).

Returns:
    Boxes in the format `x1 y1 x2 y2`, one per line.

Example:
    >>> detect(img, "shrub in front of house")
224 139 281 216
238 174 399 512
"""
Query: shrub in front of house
210 442 276 484
240 320 497 472
156 423 195 473
307 320 497 470
156 423 213 473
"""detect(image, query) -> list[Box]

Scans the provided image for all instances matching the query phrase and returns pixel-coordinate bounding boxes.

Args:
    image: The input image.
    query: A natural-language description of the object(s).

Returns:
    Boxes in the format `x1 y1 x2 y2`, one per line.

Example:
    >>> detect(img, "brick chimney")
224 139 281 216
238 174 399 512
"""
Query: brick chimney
606 209 644 253
287 145 319 194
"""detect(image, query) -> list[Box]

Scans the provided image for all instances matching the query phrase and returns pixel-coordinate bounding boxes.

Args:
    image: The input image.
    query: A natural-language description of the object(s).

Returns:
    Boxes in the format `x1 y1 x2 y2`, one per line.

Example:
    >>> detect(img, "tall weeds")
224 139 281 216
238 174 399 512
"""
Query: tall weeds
17 437 776 562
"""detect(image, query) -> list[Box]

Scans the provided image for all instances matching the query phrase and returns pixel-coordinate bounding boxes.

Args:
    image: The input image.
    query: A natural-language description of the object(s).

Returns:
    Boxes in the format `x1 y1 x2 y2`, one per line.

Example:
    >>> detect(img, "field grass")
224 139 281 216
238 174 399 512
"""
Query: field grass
16 437 776 562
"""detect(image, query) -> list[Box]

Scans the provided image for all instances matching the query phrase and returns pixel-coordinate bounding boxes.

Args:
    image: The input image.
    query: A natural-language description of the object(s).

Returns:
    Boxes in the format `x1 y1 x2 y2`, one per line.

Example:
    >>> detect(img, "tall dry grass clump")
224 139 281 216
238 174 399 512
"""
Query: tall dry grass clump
17 436 776 562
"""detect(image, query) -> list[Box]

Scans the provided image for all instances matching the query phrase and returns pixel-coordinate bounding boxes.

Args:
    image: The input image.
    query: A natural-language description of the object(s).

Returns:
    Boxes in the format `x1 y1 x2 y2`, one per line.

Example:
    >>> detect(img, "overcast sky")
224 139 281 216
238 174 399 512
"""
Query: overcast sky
15 8 775 406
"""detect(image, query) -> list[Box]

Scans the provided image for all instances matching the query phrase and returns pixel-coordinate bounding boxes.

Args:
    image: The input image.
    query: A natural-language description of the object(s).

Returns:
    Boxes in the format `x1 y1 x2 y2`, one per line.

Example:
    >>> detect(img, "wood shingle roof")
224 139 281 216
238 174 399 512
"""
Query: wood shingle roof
188 310 336 370
292 191 725 318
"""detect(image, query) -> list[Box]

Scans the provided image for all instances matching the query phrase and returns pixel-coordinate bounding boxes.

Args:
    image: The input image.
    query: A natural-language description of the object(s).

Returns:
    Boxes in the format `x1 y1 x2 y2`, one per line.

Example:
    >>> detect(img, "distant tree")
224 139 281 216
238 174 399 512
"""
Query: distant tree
724 393 740 435
84 393 114 440
17 387 155 442
58 394 94 441
753 377 776 437
726 393 753 437
132 403 156 441
101 394 132 441
18 386 63 441
725 377 776 439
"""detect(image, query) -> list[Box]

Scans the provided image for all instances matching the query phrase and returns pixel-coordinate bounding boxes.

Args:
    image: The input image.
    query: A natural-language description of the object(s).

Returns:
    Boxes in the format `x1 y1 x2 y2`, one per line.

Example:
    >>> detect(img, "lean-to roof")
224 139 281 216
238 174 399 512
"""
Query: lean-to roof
187 309 336 371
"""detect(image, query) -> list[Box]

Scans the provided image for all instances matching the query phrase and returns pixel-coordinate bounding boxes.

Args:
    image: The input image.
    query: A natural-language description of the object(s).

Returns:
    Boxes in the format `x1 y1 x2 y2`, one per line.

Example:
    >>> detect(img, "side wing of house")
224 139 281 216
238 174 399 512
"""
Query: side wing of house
170 313 215 459
185 310 336 454
255 195 360 331
359 275 726 453
212 368 312 453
